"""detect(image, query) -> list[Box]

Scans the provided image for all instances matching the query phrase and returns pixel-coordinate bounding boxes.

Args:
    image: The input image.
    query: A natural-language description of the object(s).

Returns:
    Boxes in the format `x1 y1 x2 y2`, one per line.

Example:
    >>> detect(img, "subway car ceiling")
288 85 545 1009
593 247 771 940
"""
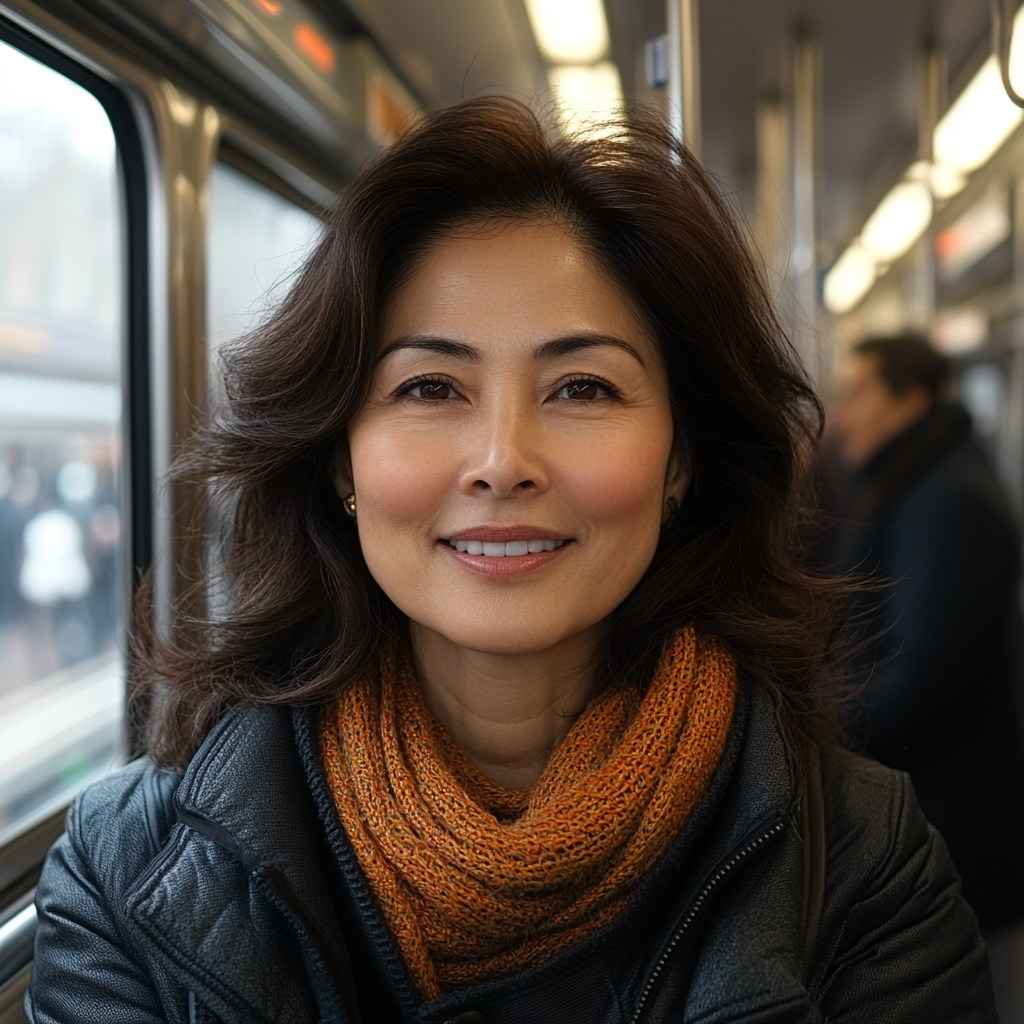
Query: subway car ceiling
8 0 994 232
5 0 1002 326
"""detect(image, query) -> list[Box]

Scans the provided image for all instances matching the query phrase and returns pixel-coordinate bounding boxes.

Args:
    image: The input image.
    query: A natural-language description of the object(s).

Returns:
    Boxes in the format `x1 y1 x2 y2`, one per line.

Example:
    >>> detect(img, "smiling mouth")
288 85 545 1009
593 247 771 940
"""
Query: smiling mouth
444 539 566 556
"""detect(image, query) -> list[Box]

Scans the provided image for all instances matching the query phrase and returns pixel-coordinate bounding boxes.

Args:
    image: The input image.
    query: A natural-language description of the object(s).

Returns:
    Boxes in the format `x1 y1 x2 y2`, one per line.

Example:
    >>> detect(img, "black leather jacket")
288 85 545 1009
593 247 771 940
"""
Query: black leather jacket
26 686 997 1024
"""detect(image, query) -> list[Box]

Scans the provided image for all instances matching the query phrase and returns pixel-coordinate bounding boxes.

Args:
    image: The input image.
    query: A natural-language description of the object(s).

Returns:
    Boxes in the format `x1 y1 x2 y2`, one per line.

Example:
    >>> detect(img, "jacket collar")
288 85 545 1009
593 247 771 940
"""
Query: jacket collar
125 683 799 1024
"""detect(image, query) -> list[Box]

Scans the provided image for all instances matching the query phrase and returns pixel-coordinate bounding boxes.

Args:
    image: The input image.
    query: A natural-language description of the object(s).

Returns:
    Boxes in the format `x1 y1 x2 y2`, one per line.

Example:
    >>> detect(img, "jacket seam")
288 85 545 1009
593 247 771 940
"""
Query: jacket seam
62 808 156 983
131 911 276 1023
883 770 910 886
185 711 246 808
254 870 350 1023
125 832 279 1024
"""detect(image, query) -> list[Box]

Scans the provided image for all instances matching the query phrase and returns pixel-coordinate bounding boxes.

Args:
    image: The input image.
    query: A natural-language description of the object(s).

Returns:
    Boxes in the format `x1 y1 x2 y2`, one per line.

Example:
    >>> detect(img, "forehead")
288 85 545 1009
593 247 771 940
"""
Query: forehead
380 218 655 354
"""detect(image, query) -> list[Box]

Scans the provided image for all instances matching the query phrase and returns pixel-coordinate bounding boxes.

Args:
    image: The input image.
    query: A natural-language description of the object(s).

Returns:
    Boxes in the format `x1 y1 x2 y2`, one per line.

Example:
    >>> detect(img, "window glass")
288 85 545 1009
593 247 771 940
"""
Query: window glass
207 162 322 402
0 40 123 840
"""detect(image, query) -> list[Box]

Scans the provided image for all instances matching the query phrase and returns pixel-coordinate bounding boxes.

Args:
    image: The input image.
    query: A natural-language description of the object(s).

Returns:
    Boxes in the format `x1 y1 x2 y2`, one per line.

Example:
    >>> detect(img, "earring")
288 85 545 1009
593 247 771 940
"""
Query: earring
343 493 357 519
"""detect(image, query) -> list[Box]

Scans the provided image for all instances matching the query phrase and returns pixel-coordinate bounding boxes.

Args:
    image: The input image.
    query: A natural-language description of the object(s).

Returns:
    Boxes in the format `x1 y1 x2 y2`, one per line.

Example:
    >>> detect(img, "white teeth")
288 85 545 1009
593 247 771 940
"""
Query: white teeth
447 538 566 556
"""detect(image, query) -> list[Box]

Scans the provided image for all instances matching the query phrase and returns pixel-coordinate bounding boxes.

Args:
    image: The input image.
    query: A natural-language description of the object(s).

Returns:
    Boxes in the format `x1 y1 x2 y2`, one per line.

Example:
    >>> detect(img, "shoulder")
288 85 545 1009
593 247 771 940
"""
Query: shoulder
823 747 912 823
882 445 1019 570
61 757 182 895
812 748 992 1018
896 439 1012 525
64 702 300 882
820 748 929 876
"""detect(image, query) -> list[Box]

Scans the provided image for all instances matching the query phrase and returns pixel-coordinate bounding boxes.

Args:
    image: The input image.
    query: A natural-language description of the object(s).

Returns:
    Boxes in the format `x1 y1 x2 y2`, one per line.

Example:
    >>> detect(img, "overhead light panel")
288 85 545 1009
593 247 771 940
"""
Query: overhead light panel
525 0 609 64
550 62 622 128
823 243 877 315
934 57 1023 179
824 176 930 315
930 163 968 200
828 3 1024 318
860 180 932 264
929 3 1024 197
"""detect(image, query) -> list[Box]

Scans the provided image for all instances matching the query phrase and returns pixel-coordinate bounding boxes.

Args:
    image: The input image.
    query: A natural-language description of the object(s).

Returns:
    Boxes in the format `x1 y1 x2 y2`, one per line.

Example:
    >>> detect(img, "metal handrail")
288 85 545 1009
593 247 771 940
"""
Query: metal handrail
0 900 36 989
992 0 1024 107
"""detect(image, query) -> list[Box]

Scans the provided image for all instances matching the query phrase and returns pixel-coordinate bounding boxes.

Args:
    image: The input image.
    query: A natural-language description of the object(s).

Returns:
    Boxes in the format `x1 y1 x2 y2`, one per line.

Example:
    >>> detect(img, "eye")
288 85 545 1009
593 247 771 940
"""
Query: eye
554 377 618 402
399 377 459 401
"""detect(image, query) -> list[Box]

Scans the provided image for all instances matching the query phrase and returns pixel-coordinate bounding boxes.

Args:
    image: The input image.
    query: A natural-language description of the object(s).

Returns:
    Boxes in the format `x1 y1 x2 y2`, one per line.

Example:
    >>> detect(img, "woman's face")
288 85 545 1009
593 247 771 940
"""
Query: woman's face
339 218 685 656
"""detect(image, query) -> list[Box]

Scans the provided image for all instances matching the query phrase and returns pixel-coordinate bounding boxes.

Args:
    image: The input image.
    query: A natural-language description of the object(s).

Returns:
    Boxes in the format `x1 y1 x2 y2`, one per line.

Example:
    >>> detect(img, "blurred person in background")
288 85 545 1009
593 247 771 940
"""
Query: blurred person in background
833 334 1024 1020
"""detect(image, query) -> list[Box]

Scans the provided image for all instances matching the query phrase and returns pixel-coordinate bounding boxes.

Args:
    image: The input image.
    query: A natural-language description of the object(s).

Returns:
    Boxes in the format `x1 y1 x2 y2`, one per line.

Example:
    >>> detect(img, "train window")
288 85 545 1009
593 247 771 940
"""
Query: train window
207 161 322 400
0 40 124 841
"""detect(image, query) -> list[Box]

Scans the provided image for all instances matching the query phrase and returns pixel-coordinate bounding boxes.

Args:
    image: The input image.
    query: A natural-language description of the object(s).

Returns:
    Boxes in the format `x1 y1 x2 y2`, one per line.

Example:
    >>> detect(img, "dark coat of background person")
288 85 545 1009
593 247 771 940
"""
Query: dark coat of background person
25 687 997 1024
840 402 1024 931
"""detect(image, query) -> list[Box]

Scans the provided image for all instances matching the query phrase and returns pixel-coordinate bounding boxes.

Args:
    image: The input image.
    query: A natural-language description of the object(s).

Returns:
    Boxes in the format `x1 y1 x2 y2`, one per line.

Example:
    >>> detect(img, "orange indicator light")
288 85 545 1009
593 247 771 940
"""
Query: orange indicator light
252 0 282 13
294 22 335 73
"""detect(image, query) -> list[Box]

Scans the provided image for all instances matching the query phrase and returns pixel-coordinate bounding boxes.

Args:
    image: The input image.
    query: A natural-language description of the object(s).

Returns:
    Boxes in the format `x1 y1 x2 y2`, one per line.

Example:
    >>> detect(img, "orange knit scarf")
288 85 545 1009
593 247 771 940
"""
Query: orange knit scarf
318 626 736 998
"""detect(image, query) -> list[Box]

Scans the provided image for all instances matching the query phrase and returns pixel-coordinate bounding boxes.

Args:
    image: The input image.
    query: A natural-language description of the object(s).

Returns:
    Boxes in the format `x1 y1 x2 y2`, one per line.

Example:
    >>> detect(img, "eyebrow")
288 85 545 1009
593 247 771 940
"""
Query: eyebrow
378 332 645 367
534 333 645 367
377 336 479 363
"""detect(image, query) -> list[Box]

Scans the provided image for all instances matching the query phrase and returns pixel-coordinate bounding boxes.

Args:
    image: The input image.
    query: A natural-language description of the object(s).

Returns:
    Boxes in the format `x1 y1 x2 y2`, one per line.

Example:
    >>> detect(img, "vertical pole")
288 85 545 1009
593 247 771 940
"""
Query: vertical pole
909 44 944 334
149 80 220 625
667 0 701 154
1005 176 1024 514
791 27 820 384
917 43 944 163
755 99 791 297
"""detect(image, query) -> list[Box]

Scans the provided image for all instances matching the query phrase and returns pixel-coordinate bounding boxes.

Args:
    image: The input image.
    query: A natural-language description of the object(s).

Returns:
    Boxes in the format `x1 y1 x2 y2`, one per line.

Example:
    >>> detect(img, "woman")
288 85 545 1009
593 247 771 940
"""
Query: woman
27 98 994 1024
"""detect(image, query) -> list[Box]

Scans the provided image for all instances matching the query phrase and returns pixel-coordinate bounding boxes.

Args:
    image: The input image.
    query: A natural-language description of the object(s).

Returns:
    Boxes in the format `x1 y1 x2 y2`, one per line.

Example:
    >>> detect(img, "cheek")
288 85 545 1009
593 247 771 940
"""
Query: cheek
558 424 672 533
857 396 888 434
841 397 871 431
348 423 453 535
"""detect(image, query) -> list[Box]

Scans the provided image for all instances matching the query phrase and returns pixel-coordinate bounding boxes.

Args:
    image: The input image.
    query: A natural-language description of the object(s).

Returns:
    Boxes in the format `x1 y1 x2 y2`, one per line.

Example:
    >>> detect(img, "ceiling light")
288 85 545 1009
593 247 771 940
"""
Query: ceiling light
1010 1 1024 92
860 180 932 264
930 162 968 200
525 0 609 64
934 57 1023 175
906 159 931 184
823 243 876 315
549 62 622 128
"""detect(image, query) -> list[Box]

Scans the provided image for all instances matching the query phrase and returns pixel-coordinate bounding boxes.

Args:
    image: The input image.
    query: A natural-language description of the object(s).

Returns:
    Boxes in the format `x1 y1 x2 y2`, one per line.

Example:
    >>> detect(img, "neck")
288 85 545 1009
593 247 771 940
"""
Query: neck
409 623 600 790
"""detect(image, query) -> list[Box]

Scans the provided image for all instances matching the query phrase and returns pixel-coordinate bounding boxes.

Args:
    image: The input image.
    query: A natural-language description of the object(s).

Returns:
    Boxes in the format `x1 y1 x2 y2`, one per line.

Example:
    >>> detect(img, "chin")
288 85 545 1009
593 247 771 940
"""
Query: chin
420 616 589 657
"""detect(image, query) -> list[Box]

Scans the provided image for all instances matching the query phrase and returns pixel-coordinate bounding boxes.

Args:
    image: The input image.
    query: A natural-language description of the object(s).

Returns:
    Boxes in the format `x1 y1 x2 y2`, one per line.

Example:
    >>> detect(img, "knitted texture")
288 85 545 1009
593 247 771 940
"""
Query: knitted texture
318 626 736 998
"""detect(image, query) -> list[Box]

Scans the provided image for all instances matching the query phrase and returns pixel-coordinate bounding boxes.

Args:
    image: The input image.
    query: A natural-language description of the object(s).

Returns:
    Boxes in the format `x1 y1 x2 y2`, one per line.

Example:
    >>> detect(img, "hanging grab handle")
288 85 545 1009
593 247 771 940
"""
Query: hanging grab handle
992 0 1024 107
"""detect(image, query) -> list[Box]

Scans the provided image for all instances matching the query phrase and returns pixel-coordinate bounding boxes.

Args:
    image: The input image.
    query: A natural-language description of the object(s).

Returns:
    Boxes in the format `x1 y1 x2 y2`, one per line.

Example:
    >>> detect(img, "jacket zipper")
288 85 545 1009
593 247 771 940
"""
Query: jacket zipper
630 820 787 1024
259 866 364 1024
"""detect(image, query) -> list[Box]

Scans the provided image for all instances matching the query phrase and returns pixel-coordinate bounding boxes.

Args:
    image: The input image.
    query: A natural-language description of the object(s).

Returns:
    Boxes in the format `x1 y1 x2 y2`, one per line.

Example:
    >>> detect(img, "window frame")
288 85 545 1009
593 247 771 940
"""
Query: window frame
0 14 151 914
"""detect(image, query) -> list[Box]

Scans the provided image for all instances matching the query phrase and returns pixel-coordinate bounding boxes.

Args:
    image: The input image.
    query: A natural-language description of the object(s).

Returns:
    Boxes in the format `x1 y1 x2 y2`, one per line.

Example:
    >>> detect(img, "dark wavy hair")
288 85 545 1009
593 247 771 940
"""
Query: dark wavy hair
135 96 842 770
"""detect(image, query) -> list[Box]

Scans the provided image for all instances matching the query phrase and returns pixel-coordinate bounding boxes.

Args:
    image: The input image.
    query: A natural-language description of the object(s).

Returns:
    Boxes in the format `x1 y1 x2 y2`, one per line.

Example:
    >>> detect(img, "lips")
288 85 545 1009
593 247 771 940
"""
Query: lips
439 527 570 576
445 525 566 543
445 538 565 556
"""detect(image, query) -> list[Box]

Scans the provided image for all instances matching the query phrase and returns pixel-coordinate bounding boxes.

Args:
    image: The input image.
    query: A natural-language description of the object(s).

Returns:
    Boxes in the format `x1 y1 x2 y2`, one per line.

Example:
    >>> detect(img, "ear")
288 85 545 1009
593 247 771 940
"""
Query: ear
663 448 689 519
332 449 354 500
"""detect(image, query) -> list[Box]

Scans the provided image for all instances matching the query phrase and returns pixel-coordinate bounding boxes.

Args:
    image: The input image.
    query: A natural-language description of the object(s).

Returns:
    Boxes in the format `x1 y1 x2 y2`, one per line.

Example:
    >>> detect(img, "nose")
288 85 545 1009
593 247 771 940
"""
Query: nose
458 401 549 500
